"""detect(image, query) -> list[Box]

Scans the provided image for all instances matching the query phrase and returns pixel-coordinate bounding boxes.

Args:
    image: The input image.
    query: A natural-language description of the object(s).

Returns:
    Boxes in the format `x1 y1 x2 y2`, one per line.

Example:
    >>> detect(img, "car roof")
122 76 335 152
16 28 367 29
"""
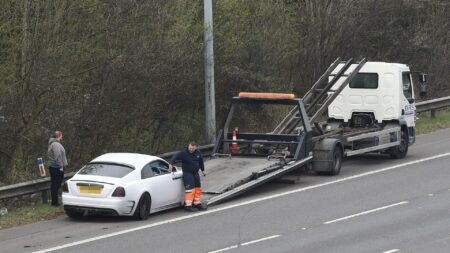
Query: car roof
90 153 163 169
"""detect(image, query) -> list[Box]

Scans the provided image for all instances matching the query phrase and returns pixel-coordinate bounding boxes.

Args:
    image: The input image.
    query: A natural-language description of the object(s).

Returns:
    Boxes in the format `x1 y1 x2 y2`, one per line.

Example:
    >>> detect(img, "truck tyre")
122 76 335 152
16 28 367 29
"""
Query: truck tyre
313 139 343 176
329 147 342 175
133 194 151 220
389 130 408 159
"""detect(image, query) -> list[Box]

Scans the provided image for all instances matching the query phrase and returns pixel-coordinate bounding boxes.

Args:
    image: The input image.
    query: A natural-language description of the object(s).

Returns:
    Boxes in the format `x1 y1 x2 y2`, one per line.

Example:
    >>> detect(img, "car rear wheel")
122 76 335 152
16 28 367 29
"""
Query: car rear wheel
133 194 151 220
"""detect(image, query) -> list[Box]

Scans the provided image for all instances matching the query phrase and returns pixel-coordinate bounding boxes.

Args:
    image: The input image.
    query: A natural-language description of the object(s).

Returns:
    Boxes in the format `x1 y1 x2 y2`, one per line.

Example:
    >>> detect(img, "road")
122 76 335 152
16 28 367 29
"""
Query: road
1 128 450 253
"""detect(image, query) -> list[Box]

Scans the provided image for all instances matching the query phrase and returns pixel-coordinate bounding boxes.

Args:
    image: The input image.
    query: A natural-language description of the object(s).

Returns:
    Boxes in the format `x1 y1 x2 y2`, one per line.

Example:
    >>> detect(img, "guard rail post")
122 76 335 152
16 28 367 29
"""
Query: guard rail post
431 109 436 119
41 190 48 204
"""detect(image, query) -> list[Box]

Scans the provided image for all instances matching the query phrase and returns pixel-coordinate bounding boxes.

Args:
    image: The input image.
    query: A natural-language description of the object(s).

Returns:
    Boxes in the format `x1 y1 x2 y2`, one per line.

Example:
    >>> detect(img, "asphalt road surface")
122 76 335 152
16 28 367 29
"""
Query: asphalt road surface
1 128 450 253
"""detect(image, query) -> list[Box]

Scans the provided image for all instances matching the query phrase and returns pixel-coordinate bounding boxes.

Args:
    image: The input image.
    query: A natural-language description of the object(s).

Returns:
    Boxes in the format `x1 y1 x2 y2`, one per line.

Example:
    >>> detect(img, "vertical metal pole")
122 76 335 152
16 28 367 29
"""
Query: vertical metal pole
204 0 216 144
41 190 48 204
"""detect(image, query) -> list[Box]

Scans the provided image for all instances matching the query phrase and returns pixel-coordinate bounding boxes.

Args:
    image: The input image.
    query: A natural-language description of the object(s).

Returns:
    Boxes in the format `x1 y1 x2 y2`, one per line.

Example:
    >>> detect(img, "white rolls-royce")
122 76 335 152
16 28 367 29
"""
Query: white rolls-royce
62 153 184 220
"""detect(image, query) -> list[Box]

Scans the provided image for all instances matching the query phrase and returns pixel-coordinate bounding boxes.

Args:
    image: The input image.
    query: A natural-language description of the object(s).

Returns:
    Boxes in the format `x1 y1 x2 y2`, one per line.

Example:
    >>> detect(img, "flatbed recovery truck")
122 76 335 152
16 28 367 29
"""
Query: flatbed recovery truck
198 58 428 206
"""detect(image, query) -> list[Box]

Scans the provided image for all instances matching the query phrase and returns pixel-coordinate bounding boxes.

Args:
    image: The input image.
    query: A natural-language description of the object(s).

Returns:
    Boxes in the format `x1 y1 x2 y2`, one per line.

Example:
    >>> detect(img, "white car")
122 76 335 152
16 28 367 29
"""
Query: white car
62 153 184 220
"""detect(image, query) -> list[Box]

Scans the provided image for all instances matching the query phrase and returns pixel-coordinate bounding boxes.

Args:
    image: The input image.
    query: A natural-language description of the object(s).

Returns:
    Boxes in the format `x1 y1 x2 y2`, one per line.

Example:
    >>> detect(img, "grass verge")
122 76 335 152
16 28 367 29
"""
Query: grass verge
416 109 450 134
0 202 64 230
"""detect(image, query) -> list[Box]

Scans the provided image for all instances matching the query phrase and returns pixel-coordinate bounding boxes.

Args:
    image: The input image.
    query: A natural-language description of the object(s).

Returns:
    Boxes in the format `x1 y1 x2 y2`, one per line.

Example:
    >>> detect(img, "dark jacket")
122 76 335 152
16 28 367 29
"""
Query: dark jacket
169 148 204 174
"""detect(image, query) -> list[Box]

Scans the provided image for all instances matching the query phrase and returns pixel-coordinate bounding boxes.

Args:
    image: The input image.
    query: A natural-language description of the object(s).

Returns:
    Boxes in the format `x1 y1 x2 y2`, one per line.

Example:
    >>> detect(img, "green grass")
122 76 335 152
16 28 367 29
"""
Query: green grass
416 109 450 134
0 202 64 230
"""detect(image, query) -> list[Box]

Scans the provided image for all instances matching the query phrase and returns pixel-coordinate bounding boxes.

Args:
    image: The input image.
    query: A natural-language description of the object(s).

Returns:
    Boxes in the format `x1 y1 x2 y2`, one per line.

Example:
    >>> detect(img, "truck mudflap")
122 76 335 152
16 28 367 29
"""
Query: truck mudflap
205 156 313 206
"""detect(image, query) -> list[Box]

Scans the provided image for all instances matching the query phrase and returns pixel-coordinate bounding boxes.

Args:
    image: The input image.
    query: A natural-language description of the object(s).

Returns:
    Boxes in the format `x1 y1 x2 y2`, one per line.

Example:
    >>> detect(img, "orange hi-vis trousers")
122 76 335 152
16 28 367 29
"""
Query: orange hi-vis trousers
193 187 202 205
185 187 202 206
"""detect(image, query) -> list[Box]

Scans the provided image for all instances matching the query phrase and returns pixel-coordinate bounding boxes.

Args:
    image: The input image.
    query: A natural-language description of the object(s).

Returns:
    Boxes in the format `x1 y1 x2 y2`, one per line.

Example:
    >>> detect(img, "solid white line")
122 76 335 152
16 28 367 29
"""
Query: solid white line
324 201 408 225
208 245 238 253
240 235 280 246
383 249 399 253
33 152 450 253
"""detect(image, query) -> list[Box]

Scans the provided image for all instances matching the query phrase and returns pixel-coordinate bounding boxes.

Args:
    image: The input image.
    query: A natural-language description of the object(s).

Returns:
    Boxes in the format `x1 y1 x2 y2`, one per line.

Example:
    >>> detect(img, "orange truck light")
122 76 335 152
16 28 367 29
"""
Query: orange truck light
238 92 295 99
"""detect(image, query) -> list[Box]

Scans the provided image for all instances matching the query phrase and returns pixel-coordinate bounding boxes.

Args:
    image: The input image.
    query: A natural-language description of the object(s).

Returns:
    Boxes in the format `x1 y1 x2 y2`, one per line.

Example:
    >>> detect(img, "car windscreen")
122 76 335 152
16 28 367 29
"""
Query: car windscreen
77 163 134 178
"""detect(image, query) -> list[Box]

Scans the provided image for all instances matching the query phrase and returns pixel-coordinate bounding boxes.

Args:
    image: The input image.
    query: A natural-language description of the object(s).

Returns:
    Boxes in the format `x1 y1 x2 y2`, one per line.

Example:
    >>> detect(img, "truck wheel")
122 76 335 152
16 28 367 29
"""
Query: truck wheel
316 146 342 176
390 131 408 159
313 139 343 176
133 194 151 220
329 147 342 175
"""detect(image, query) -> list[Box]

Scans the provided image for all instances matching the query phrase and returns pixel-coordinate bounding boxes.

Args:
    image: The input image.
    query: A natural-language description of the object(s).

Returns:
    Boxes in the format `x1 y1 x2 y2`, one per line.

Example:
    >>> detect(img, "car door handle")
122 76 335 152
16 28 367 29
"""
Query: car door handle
172 176 182 180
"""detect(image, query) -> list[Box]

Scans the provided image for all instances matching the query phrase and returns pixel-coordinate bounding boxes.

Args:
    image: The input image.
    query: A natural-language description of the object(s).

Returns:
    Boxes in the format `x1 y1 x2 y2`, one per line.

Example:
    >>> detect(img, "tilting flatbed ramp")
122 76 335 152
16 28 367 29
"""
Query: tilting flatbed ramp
202 157 280 194
203 156 312 206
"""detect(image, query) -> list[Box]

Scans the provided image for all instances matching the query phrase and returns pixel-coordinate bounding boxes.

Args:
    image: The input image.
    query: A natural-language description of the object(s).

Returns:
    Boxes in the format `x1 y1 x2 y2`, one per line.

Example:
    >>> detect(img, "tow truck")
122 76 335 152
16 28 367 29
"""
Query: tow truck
198 58 428 206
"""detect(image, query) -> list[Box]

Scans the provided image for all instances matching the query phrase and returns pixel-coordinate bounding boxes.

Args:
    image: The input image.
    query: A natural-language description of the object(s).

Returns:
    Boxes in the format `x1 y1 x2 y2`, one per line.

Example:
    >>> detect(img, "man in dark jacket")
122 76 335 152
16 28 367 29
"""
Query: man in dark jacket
47 131 68 206
169 142 206 212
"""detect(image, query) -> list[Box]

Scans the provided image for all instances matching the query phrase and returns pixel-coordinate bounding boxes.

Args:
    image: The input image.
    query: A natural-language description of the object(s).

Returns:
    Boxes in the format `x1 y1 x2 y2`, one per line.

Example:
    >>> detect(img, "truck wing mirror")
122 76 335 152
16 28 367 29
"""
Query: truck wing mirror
419 83 428 98
419 73 428 83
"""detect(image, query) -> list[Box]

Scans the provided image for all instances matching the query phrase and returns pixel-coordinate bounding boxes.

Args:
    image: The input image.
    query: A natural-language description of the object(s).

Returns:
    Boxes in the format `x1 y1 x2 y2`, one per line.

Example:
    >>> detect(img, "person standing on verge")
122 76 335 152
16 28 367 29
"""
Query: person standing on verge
47 131 68 206
169 142 207 212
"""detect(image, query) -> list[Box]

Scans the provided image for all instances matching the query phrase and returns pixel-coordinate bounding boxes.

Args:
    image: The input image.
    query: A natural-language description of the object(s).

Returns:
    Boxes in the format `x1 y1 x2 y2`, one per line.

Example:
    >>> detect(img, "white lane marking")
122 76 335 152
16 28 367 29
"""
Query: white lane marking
208 245 238 253
240 235 280 246
33 152 450 253
208 235 280 252
383 249 399 253
324 201 408 225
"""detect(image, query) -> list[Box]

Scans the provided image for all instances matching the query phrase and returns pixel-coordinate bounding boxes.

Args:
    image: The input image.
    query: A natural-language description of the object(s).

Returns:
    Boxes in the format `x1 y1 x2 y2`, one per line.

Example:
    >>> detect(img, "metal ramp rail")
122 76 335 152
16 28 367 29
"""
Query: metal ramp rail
273 58 367 135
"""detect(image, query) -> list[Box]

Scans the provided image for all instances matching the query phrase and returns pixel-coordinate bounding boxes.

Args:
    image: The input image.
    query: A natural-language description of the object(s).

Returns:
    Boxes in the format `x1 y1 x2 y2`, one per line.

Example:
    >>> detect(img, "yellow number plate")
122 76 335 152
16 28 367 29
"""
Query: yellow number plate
78 185 102 194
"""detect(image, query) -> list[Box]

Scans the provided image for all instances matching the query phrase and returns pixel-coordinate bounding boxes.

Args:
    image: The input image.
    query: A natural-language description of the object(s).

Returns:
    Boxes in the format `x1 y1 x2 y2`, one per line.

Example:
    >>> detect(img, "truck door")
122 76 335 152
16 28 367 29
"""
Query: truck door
401 72 416 143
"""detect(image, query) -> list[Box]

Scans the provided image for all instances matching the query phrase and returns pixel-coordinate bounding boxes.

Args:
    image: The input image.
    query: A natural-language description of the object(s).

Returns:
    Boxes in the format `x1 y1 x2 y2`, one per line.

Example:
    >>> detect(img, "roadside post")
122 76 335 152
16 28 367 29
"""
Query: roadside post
37 158 48 203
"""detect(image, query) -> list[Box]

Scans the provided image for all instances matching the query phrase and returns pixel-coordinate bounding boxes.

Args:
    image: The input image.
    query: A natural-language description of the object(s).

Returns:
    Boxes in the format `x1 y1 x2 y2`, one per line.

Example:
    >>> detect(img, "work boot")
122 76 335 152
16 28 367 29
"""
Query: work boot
184 206 197 212
194 203 207 211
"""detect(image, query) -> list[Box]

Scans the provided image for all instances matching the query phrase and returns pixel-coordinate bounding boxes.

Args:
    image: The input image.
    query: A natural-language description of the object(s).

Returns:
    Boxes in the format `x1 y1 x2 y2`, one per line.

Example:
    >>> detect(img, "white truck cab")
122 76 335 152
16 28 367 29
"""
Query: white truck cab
328 62 417 145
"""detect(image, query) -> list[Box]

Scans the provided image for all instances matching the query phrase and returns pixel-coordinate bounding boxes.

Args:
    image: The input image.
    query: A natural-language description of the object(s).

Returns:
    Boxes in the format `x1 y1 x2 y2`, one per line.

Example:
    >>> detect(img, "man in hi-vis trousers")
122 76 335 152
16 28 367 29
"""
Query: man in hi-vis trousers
169 141 207 212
